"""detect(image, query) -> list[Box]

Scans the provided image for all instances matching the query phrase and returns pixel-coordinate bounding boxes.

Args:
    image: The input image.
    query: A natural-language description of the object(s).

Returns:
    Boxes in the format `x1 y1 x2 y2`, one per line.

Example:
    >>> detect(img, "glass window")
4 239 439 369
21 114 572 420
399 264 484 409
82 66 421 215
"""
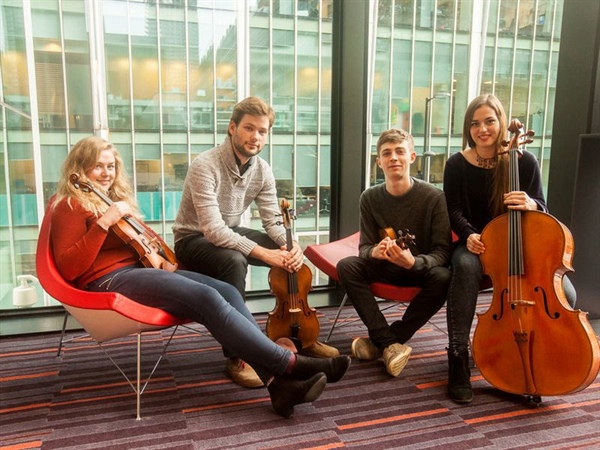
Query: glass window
452 44 469 135
189 7 216 131
213 6 237 133
391 40 411 131
160 5 187 131
105 2 132 131
1 6 30 128
249 27 270 102
130 2 160 131
32 5 66 129
393 0 415 27
372 36 392 135
63 2 92 132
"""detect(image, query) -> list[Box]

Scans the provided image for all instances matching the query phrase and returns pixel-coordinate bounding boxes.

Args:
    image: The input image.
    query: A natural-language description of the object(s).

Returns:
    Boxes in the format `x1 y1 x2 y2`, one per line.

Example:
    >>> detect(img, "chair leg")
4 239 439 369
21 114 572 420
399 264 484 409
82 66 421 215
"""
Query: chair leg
325 294 349 342
56 310 69 357
97 326 180 420
136 332 142 421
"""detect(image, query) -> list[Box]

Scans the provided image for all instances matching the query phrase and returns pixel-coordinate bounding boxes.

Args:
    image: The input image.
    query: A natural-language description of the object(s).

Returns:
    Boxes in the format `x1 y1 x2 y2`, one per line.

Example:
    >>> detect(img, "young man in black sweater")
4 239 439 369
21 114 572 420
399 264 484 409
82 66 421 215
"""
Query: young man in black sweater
337 128 452 377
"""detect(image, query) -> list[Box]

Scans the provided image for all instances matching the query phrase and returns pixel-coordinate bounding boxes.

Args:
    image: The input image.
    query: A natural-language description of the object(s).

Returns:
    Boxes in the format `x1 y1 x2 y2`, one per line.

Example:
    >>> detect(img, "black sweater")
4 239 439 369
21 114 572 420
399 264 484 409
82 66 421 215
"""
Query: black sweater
358 179 451 273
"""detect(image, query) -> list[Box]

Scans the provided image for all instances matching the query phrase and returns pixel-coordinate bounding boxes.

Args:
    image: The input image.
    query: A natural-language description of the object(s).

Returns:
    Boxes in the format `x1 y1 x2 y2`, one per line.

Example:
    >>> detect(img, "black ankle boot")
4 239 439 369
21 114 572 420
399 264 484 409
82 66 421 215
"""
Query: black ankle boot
268 372 327 418
447 348 473 403
289 354 351 383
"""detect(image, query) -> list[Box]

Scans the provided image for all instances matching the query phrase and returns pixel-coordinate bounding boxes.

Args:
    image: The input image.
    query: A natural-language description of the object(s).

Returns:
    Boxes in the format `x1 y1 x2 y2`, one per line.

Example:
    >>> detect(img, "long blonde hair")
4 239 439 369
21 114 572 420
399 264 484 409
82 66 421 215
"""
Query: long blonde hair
463 94 509 217
54 136 140 217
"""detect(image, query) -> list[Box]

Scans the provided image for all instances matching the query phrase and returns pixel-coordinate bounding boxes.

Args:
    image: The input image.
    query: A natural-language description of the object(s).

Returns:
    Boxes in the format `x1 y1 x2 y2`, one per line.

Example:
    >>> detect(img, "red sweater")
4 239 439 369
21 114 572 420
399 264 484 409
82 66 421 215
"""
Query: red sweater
51 197 139 289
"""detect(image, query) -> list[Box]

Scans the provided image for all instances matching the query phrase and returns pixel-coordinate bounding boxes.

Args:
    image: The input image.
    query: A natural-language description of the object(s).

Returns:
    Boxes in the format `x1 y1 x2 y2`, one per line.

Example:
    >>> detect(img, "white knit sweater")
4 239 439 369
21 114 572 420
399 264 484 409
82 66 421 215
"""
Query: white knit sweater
172 137 287 256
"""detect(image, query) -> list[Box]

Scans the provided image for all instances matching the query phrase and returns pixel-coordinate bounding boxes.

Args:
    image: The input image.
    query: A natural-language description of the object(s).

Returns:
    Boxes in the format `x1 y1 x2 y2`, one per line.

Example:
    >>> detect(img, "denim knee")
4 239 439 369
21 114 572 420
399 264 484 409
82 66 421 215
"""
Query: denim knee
451 246 482 280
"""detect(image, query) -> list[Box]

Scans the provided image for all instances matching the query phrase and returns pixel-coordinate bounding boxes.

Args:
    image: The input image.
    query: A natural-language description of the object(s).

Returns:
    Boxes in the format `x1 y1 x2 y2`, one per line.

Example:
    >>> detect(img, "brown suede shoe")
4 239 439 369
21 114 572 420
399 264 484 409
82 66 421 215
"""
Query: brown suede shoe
351 337 383 361
225 358 264 388
382 343 412 377
299 340 340 358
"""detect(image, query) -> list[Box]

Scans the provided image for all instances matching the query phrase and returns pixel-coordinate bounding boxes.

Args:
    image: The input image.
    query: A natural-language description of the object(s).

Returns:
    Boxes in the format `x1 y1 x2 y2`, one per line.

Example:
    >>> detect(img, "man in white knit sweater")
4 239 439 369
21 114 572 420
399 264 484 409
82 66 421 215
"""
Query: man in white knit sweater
173 97 339 388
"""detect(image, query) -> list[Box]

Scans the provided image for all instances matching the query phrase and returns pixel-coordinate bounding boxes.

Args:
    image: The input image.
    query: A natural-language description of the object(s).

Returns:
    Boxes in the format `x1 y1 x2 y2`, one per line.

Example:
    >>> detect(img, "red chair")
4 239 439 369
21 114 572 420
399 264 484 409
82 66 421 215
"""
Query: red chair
304 232 421 341
36 199 192 419
305 232 492 342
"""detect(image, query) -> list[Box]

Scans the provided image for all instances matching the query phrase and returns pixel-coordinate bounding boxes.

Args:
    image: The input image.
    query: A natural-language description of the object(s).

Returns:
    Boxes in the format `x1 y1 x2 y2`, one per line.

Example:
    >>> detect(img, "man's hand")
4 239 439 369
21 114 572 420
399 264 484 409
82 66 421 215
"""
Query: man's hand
250 241 304 273
371 237 415 269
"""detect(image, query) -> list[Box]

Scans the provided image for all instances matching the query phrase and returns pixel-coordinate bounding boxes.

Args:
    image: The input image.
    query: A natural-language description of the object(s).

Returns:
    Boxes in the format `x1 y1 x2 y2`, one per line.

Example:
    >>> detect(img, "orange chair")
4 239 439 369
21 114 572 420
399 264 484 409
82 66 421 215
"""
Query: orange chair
304 232 421 341
36 199 192 419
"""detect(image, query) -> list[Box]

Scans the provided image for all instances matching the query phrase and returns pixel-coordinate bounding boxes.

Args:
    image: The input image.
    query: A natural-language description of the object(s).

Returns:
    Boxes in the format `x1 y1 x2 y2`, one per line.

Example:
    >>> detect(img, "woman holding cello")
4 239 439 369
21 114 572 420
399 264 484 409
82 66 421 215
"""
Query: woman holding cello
49 136 350 419
443 94 577 404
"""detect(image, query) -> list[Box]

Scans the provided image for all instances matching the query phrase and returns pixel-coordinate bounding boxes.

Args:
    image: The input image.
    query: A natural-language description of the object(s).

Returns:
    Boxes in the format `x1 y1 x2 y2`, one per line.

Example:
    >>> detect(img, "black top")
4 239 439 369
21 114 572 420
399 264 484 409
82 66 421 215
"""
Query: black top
443 151 548 243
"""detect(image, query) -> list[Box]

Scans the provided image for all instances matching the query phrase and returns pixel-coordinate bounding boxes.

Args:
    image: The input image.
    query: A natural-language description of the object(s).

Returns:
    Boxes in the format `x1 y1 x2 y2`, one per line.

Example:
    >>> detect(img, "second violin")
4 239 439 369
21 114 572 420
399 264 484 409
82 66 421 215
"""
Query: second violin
266 199 320 351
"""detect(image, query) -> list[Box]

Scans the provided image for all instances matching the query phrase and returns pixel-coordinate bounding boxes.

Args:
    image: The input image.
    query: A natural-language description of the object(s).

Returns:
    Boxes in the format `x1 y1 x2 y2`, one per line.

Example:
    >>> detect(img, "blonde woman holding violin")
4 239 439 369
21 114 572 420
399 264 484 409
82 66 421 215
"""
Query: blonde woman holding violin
50 136 350 419
443 94 576 404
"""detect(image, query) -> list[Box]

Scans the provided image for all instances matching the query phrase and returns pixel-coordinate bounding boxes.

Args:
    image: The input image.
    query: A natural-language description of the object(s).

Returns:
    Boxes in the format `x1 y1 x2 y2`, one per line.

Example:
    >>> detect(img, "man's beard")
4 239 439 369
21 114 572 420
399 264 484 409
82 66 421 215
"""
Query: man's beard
232 136 261 160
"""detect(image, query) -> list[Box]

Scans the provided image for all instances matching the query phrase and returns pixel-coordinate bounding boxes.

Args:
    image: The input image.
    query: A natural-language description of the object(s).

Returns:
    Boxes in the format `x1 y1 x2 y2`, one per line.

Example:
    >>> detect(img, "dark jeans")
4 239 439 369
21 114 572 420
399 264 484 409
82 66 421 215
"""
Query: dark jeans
175 227 280 298
337 256 451 349
86 265 291 383
446 243 577 354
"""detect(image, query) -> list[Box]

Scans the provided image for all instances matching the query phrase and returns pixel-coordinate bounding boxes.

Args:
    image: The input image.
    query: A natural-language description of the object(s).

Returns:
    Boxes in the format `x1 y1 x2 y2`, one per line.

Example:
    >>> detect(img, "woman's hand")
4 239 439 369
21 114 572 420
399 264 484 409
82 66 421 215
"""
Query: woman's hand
96 201 132 231
504 191 538 211
466 233 485 255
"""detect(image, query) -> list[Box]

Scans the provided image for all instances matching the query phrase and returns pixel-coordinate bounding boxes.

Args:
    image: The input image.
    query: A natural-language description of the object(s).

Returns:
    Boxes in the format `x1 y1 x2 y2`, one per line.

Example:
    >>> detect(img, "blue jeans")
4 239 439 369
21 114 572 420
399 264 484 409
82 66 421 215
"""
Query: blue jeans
87 266 291 384
446 243 577 354
337 256 451 349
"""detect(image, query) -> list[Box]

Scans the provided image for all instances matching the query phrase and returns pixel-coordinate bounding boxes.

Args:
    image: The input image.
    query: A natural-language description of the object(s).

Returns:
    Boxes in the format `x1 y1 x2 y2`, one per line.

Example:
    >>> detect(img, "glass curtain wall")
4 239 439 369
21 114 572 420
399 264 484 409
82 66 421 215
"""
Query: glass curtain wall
0 0 565 313
0 0 333 310
369 0 563 191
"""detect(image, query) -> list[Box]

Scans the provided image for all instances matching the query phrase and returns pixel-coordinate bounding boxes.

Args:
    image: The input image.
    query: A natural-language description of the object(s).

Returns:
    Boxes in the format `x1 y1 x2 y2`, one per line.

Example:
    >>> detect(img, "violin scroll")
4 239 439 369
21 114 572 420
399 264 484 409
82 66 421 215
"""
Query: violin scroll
379 227 416 250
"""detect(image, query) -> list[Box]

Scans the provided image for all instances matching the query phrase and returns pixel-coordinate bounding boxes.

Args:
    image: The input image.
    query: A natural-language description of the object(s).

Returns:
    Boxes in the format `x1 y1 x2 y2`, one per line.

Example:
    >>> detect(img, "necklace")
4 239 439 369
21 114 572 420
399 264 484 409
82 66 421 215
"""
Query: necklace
474 148 497 169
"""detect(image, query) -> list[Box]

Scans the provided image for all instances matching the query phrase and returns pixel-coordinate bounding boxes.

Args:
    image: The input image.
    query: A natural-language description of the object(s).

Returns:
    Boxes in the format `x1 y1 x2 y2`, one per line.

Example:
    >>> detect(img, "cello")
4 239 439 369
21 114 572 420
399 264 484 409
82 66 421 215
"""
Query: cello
266 199 320 351
70 174 178 272
472 120 600 401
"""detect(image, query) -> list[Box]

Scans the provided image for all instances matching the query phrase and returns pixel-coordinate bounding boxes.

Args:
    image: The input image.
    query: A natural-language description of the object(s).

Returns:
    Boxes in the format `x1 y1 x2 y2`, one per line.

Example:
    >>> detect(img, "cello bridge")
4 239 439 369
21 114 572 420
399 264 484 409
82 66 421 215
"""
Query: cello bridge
510 299 536 307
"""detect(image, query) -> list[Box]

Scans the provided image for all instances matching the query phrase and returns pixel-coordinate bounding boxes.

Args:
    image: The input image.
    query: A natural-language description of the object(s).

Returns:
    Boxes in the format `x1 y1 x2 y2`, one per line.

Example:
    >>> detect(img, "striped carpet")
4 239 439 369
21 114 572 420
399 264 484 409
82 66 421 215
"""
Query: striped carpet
1 293 600 450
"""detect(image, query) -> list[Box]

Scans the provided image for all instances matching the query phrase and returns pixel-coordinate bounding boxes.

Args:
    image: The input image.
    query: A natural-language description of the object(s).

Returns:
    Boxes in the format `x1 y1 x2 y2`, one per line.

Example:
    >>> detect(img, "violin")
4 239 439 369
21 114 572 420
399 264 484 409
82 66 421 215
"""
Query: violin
70 174 178 272
471 120 600 401
379 227 416 250
266 199 320 351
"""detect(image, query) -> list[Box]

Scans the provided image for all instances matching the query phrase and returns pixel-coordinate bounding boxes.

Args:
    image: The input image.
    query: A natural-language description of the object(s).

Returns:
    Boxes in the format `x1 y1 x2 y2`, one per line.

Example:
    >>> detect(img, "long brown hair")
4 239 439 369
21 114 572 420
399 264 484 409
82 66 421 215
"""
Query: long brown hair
54 136 140 218
463 94 509 217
